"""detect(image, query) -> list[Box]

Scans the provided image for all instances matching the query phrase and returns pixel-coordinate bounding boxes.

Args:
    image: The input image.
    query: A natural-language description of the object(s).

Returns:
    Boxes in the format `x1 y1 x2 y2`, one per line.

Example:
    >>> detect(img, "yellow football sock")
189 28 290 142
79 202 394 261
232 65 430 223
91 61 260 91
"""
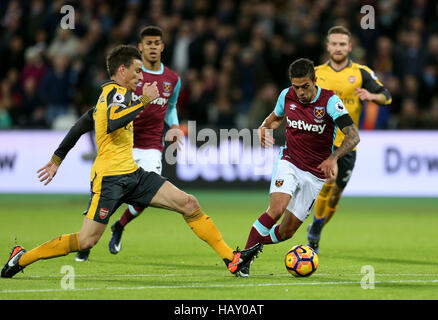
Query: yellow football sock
314 183 334 219
324 204 338 226
19 233 80 267
184 208 234 261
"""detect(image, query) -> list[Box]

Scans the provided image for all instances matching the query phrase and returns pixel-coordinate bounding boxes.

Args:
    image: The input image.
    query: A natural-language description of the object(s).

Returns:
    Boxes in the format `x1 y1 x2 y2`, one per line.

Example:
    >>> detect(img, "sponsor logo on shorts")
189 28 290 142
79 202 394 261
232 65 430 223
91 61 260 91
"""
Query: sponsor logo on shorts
99 208 109 219
275 179 284 187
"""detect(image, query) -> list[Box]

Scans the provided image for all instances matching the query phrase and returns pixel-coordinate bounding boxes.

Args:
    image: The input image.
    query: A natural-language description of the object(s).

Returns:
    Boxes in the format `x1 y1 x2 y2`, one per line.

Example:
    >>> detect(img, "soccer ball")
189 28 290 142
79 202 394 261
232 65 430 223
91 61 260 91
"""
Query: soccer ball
285 245 319 277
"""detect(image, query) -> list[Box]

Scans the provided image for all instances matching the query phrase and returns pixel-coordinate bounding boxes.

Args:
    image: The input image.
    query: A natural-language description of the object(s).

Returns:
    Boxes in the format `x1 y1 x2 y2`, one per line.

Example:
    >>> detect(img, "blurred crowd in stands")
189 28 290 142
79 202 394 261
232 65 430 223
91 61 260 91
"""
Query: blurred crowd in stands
0 0 437 130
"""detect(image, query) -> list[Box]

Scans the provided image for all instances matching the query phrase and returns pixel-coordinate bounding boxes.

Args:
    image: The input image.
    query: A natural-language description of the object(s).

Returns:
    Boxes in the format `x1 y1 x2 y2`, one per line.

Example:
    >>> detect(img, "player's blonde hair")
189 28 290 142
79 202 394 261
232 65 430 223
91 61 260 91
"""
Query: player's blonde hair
327 26 352 41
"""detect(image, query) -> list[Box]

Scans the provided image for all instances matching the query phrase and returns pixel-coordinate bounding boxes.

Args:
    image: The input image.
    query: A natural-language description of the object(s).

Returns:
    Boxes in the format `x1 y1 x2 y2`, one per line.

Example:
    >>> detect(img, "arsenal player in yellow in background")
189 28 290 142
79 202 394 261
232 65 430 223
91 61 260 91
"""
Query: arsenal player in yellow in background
307 26 392 253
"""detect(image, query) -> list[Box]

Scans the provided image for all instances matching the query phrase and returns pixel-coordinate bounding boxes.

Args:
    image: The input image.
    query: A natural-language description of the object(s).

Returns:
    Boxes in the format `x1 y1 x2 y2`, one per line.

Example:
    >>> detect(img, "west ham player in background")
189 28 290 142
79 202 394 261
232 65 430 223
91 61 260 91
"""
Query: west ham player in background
75 26 183 261
236 58 360 277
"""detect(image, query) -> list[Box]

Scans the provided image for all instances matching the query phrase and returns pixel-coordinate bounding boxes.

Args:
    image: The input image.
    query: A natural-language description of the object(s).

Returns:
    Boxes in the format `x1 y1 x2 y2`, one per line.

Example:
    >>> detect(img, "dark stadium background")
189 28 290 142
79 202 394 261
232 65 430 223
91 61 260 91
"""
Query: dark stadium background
1 0 437 130
0 0 437 192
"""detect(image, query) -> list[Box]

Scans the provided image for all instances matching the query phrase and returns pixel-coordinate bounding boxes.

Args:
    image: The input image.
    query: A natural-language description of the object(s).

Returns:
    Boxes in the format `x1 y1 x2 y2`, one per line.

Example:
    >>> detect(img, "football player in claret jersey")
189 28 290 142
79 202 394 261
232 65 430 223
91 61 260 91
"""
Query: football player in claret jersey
236 58 360 277
307 26 392 253
75 26 183 261
1 45 262 279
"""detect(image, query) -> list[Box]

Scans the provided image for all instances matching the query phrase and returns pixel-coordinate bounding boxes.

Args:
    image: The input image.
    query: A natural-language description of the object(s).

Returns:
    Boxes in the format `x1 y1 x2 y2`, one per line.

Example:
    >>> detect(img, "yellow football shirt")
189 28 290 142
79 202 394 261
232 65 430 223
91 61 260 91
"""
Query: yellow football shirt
315 60 391 148
91 81 151 178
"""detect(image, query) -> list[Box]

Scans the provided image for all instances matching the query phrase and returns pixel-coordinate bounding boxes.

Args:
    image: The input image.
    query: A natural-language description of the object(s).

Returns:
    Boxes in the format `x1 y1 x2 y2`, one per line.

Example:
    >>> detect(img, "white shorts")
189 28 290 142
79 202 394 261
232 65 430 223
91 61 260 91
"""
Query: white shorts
269 159 325 222
132 148 163 175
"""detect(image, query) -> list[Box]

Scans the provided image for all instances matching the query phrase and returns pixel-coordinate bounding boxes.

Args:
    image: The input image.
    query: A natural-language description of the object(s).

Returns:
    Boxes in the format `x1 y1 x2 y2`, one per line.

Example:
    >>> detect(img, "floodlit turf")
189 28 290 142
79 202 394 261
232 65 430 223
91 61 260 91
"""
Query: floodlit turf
0 191 437 301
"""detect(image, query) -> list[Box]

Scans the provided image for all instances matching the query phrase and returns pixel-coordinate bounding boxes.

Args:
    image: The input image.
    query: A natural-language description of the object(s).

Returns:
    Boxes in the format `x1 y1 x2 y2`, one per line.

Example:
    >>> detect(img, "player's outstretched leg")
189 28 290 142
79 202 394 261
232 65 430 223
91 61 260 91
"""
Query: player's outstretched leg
238 194 289 277
108 205 145 254
76 205 144 260
1 246 27 278
227 243 263 275
238 205 301 278
2 233 81 278
3 218 105 278
149 181 263 275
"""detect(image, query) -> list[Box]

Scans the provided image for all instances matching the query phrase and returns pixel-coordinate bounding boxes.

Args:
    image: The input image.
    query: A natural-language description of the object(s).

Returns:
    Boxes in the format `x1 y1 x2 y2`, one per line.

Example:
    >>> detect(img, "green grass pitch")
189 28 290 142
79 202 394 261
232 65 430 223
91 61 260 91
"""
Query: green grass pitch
0 191 437 300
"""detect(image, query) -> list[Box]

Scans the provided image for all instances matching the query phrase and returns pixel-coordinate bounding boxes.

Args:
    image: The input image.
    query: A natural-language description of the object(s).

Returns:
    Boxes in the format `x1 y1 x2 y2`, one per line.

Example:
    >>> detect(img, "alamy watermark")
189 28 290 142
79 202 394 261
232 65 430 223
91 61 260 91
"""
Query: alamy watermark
164 121 277 176
61 4 376 31
360 5 375 30
60 265 75 290
360 265 375 289
60 5 75 30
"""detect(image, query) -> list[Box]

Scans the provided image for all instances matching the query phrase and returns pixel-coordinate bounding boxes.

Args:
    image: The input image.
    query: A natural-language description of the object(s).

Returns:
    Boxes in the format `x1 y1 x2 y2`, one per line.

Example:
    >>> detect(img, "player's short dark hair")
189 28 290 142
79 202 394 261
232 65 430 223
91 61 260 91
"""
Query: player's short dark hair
288 58 315 80
327 25 352 40
139 26 163 41
106 45 142 77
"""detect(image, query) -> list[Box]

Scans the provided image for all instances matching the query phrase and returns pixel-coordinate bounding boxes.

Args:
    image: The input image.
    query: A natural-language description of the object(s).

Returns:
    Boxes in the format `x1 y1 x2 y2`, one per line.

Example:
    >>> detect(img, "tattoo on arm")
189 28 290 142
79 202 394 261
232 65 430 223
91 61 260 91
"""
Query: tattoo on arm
329 124 360 160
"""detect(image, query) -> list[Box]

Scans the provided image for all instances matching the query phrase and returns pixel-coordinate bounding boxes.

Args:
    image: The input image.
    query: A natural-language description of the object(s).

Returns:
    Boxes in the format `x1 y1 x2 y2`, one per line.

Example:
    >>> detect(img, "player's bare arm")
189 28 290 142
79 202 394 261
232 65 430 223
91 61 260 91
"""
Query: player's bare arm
357 66 392 106
330 123 359 160
354 88 388 105
258 112 285 148
37 80 160 184
318 124 359 179
37 160 60 185
37 108 95 185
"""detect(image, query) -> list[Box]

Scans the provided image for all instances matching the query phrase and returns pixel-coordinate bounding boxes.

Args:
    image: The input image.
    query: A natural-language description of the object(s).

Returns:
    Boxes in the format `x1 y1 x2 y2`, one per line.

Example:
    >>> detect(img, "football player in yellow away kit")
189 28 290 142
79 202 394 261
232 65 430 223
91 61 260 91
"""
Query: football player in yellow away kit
307 26 392 253
1 45 262 278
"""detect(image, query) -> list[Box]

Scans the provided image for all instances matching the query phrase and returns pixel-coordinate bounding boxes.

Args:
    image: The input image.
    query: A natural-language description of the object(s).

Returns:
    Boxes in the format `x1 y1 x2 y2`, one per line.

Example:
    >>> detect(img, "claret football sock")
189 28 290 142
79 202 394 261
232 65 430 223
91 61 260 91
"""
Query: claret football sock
184 208 234 261
18 233 80 267
119 205 145 227
245 212 276 249
262 224 283 245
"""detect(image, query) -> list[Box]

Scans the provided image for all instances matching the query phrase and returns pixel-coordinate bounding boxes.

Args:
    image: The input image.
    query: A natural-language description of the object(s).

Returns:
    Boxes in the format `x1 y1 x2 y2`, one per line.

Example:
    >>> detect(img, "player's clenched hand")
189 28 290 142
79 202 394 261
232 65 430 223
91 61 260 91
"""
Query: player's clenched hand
317 158 338 179
258 127 275 148
142 81 160 101
37 161 59 185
